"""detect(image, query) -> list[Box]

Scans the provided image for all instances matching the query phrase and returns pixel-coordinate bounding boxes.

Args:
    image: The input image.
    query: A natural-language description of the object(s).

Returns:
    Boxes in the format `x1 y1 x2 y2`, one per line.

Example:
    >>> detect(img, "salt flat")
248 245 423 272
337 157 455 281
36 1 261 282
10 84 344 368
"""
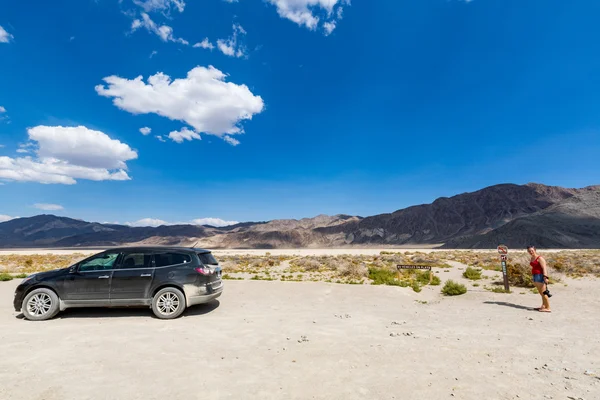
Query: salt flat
0 268 598 400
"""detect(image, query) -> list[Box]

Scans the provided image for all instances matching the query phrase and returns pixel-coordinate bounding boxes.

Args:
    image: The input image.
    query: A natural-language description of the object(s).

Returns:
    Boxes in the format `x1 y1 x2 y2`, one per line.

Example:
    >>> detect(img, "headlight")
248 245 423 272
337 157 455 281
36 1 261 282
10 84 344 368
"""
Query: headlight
21 275 35 284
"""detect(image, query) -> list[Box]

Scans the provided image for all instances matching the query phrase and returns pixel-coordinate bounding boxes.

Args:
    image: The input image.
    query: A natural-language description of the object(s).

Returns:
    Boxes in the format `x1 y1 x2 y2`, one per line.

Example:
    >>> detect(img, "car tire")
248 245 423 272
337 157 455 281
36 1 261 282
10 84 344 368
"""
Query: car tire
152 287 186 319
21 288 60 321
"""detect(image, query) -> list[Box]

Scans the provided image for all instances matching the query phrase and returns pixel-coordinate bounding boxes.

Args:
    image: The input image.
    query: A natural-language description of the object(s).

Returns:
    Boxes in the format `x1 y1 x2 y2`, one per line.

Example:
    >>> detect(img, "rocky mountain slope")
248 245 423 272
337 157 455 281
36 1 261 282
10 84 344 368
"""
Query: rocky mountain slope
1 183 598 249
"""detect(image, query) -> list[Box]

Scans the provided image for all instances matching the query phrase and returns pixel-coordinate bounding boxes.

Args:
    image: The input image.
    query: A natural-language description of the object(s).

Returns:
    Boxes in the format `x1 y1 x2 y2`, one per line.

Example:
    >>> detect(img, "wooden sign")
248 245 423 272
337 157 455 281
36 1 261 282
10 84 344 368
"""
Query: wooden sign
396 264 433 284
396 264 432 271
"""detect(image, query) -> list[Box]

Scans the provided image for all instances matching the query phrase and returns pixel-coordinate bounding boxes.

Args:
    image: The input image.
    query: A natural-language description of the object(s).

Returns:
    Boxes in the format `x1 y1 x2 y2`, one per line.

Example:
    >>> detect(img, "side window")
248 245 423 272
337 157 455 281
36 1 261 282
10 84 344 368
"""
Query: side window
120 252 152 269
154 252 191 267
79 252 120 272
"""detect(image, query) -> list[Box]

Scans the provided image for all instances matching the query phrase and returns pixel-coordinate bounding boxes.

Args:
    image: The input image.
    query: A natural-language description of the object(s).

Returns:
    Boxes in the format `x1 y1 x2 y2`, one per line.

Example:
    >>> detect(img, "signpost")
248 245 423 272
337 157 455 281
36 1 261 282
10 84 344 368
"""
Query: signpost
497 245 510 291
396 264 432 283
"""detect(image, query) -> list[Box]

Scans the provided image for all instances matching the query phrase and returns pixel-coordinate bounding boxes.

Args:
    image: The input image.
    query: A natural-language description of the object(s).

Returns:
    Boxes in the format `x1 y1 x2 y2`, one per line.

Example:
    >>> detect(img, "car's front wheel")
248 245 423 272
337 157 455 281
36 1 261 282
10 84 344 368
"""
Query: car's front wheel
21 288 60 321
152 287 186 319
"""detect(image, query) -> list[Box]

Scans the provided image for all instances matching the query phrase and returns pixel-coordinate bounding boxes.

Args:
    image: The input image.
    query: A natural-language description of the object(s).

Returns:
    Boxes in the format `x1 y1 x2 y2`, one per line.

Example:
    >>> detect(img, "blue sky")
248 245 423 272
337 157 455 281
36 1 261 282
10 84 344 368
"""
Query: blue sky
1 0 600 226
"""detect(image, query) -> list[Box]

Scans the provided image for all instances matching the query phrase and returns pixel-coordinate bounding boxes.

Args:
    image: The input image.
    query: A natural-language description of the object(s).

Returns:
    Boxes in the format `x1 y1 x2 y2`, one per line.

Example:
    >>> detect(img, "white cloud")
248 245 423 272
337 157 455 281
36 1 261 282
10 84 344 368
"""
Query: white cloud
223 135 240 146
0 126 137 185
95 65 264 144
126 218 168 227
0 26 13 43
131 13 188 45
216 24 247 58
139 126 152 135
266 0 349 34
193 38 215 50
0 106 6 113
168 127 200 143
28 126 137 169
222 0 239 3
16 149 29 154
127 217 239 227
149 50 158 58
323 21 336 35
0 144 4 148
156 135 166 142
34 203 64 211
192 218 239 227
0 215 15 222
133 0 185 13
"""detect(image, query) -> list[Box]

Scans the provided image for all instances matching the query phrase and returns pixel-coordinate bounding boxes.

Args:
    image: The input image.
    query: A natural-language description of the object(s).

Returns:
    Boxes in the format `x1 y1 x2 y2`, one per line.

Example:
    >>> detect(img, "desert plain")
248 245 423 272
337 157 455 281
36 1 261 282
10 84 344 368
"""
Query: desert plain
0 248 598 400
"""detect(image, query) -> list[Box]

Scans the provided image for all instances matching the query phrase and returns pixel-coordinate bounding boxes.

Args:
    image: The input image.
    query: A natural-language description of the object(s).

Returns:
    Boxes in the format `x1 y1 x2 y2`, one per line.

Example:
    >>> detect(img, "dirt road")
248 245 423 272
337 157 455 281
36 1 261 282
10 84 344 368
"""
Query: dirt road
0 278 598 400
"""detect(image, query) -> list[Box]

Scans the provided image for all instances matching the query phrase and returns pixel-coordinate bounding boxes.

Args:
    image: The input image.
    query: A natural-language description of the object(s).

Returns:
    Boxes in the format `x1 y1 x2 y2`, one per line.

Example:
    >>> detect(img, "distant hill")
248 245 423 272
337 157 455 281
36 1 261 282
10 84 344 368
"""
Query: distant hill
1 183 599 249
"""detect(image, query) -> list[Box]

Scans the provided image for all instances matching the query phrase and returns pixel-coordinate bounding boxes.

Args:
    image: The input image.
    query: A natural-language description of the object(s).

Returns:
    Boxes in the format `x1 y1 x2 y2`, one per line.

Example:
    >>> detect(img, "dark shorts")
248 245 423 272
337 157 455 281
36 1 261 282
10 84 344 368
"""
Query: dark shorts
532 274 545 283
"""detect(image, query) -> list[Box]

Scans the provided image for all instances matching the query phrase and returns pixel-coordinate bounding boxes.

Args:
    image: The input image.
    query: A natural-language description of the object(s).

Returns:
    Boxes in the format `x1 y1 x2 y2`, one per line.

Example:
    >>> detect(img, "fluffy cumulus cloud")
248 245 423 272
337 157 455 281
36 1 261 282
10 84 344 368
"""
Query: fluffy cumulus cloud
267 0 350 34
0 126 137 185
0 25 13 43
95 66 264 144
127 217 239 227
131 13 188 45
0 106 5 113
217 24 247 58
34 203 64 211
139 126 152 135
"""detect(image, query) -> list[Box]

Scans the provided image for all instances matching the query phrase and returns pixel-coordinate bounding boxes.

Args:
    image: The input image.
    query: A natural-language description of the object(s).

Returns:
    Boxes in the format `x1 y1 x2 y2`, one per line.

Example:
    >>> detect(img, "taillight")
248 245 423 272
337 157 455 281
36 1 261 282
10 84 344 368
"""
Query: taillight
195 267 213 276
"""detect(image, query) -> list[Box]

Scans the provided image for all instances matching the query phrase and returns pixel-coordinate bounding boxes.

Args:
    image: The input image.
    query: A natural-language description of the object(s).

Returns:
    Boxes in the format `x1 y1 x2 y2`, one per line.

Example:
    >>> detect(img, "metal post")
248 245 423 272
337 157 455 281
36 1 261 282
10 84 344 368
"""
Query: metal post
497 245 510 292
501 257 509 291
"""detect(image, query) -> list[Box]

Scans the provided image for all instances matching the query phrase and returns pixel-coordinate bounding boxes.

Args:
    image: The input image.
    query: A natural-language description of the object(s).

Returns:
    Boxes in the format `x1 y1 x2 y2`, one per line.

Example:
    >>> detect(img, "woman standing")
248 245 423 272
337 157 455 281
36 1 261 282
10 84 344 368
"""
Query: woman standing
527 245 551 312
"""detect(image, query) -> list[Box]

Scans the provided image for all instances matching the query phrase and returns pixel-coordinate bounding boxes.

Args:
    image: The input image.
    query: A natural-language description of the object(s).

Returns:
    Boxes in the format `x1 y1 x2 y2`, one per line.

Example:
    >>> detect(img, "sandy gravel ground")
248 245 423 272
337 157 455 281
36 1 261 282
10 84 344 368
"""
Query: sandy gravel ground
0 266 599 400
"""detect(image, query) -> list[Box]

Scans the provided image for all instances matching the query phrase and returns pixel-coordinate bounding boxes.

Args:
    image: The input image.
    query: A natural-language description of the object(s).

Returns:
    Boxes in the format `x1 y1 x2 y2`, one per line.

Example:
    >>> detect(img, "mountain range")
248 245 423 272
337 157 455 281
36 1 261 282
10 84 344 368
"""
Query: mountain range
1 183 599 249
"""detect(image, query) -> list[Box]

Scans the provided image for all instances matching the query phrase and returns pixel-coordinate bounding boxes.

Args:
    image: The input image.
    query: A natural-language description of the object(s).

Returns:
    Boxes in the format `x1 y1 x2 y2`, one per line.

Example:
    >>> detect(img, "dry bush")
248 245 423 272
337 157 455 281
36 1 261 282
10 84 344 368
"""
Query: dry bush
335 259 368 279
290 258 322 272
0 254 88 273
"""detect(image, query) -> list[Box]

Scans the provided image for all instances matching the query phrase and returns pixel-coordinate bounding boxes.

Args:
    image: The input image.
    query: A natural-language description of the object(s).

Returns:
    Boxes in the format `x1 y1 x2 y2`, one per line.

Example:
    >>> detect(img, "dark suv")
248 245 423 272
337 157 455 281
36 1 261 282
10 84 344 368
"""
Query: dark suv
13 247 223 321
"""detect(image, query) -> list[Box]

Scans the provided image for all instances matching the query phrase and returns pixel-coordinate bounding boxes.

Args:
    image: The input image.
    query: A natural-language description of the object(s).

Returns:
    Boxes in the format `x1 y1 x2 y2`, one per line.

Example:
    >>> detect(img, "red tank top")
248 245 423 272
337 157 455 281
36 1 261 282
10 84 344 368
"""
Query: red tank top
530 256 543 275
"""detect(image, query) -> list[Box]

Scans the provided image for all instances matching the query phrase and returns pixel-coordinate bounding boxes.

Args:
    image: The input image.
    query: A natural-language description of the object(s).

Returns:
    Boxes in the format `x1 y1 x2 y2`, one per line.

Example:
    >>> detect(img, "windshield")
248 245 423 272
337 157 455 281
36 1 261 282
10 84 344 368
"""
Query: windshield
197 252 218 265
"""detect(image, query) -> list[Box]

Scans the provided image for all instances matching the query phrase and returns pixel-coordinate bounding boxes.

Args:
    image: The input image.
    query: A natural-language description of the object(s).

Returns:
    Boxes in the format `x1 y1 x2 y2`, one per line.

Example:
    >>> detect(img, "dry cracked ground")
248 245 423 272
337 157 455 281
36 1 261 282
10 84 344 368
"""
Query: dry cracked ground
0 263 599 400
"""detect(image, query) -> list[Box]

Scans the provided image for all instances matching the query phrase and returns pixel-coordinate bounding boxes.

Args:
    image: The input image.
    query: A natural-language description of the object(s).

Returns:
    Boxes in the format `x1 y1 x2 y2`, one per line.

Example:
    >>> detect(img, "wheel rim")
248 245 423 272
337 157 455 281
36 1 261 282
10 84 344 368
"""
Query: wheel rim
157 292 180 315
27 293 52 317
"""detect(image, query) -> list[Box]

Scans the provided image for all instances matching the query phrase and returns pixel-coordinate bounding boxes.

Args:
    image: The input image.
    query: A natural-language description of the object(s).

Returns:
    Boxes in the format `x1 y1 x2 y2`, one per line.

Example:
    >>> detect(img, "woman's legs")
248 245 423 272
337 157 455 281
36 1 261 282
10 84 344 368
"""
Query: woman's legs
533 282 551 311
533 282 545 309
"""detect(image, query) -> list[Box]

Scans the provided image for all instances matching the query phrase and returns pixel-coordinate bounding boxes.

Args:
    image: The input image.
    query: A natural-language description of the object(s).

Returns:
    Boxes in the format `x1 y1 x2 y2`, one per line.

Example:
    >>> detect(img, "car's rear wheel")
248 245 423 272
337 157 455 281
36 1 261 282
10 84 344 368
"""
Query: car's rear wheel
152 287 186 319
22 288 60 321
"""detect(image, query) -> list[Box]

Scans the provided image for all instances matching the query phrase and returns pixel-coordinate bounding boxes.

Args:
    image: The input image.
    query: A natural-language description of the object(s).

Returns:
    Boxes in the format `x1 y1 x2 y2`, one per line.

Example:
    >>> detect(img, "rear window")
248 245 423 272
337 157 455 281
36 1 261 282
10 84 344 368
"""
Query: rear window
154 252 191 267
197 252 218 265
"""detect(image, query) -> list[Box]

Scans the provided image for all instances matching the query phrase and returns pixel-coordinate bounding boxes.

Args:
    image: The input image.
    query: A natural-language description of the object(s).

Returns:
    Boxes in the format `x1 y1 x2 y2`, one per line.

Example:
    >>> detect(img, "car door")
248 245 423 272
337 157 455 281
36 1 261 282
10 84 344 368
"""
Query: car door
62 251 121 304
110 250 155 305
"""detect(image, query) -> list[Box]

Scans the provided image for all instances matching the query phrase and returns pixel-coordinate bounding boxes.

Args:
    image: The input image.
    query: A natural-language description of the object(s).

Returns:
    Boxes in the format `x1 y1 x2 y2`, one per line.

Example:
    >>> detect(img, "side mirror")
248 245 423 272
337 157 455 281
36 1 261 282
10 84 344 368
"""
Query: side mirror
69 265 77 274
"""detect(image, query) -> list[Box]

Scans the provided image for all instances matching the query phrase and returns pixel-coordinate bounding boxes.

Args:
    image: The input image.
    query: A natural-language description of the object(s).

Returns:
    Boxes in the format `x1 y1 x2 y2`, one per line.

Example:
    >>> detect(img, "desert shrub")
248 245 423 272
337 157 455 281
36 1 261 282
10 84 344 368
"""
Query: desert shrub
15 273 28 278
0 273 14 281
442 280 467 296
506 263 534 288
415 270 433 285
291 258 322 272
369 268 408 287
463 267 482 280
411 281 422 293
489 286 511 294
337 260 368 280
368 267 399 285
430 275 441 285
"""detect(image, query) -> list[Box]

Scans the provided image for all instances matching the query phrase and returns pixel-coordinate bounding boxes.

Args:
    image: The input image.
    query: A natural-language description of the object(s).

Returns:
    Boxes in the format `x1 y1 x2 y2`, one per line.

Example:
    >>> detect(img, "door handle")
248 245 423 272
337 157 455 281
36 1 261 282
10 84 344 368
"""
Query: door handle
98 275 110 279
140 274 152 277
